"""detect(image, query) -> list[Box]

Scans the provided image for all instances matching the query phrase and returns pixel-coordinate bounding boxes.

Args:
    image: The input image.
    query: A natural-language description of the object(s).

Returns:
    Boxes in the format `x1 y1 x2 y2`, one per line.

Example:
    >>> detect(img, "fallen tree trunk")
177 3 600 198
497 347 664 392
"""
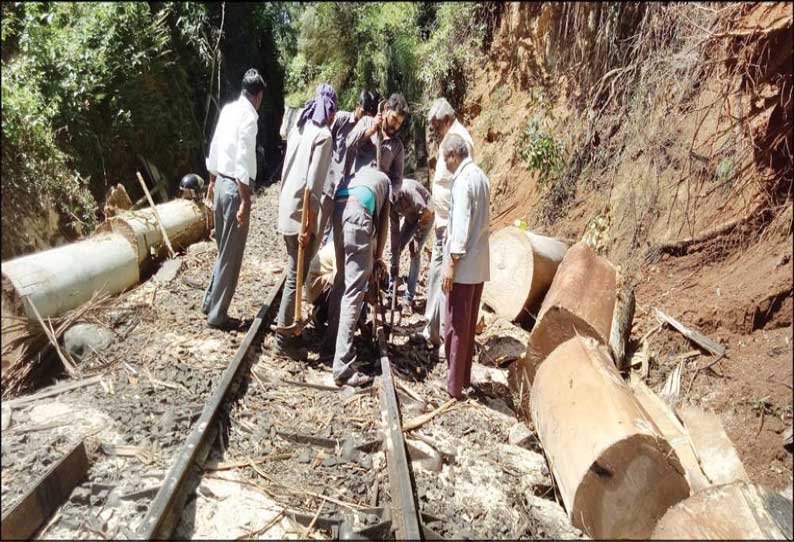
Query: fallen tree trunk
97 199 211 270
530 336 689 540
481 227 568 323
651 481 791 540
1 198 212 384
511 242 617 409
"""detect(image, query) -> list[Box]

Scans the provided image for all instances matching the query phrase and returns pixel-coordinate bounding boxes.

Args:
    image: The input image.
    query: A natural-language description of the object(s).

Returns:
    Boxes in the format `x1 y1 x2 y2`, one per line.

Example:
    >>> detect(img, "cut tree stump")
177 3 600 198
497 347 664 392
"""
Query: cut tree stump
652 481 792 540
510 242 617 413
530 336 689 540
481 227 568 323
476 317 530 367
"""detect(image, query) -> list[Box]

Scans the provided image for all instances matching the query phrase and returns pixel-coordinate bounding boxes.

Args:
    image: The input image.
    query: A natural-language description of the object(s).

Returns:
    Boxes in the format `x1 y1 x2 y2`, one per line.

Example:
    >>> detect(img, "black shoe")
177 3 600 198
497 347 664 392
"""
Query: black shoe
208 317 243 332
334 371 373 388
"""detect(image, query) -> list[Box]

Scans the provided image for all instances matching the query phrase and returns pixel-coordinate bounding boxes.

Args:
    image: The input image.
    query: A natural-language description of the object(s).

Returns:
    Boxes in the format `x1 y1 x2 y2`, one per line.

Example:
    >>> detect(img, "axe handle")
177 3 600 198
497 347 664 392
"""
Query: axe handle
295 186 311 323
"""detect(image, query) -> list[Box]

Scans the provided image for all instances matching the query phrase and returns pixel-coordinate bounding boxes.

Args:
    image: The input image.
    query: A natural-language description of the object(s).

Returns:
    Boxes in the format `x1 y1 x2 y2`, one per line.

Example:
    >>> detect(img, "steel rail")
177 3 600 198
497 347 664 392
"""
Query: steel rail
377 327 423 540
137 274 286 539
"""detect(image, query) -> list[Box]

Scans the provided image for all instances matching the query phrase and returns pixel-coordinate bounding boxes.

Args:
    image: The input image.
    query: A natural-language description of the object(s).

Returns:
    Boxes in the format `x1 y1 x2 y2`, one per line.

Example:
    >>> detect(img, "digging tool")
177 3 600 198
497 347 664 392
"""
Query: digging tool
275 186 312 336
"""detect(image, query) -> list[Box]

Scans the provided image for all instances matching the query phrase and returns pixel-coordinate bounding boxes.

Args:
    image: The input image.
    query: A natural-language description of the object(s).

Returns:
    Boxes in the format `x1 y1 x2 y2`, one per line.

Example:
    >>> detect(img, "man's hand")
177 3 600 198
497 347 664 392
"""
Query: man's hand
441 258 455 294
298 231 312 248
373 258 387 282
236 203 249 227
204 181 215 211
419 209 435 227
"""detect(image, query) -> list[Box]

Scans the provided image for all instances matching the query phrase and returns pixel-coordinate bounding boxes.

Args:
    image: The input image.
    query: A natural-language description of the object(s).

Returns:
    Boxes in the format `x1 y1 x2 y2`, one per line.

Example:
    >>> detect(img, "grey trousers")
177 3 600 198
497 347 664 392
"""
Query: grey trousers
325 200 346 346
278 194 333 335
203 177 249 326
422 226 446 345
330 199 375 380
276 235 307 330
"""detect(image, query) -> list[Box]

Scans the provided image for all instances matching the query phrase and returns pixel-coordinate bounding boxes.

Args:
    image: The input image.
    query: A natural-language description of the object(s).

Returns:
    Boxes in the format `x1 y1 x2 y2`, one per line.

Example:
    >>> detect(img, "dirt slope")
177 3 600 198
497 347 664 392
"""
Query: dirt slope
462 2 793 489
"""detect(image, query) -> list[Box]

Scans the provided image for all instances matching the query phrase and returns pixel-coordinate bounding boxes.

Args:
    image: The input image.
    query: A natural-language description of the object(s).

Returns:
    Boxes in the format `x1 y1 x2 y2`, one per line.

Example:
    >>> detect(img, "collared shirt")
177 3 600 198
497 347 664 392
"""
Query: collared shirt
445 157 490 284
278 119 333 236
206 95 259 185
340 115 404 198
324 110 358 198
389 178 431 272
431 119 475 229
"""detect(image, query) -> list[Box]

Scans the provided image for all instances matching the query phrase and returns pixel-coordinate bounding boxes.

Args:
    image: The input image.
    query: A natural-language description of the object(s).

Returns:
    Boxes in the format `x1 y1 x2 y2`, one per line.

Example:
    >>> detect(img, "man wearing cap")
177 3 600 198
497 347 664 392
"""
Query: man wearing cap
275 83 337 357
202 68 266 330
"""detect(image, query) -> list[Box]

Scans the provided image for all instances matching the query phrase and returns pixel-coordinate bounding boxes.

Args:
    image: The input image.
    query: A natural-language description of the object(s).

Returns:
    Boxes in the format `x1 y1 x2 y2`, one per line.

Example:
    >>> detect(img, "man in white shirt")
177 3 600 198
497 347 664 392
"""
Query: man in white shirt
419 98 475 354
202 69 265 330
440 133 490 400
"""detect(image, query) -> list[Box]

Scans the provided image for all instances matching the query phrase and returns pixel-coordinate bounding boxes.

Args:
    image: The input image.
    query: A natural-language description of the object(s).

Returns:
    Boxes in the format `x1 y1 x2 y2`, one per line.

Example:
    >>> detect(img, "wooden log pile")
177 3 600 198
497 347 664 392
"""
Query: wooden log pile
474 234 775 539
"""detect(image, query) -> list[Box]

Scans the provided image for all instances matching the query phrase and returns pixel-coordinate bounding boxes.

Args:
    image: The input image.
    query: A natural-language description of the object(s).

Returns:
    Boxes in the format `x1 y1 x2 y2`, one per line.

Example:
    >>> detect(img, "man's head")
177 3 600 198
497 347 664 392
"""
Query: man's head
441 133 469 175
383 93 409 137
427 97 456 141
241 68 266 110
355 90 380 120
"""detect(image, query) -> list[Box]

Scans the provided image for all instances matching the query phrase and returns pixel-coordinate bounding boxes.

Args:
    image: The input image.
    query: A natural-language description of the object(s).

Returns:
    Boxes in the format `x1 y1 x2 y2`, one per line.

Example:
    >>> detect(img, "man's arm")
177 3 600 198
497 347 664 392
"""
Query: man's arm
234 114 257 226
389 205 401 276
345 116 378 154
447 173 473 258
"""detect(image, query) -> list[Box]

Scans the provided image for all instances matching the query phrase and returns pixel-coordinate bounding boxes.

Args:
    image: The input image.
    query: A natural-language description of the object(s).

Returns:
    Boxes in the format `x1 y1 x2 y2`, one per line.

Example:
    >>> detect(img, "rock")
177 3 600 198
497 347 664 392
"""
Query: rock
1 407 10 431
153 257 183 285
64 323 114 360
508 422 534 448
297 449 313 464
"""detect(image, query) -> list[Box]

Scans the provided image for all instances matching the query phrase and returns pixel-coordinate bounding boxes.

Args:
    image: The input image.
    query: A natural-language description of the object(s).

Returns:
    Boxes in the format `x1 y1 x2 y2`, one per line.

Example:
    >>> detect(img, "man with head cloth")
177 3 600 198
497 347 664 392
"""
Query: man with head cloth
275 83 337 357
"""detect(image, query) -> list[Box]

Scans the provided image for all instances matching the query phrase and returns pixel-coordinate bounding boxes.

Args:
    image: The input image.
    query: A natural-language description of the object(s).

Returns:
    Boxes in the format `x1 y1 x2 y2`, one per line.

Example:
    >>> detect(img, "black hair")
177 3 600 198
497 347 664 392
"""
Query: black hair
358 90 380 116
387 93 409 115
241 68 266 98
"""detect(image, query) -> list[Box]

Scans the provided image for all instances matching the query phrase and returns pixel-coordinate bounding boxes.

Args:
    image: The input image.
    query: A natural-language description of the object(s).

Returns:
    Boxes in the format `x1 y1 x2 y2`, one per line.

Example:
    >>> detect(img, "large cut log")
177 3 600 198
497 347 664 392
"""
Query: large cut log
652 481 792 540
1 234 139 325
510 242 617 413
530 336 689 539
481 227 568 322
475 317 530 367
96 199 211 268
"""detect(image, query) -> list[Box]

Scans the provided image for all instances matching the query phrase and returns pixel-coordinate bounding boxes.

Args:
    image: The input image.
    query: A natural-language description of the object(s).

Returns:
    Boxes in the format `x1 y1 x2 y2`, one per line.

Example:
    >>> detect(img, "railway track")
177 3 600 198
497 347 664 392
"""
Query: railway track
131 269 438 539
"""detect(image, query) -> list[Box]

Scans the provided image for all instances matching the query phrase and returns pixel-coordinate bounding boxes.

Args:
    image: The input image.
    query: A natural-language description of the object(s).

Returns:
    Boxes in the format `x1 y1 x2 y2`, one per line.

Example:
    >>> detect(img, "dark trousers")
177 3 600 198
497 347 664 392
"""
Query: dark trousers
444 282 484 399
